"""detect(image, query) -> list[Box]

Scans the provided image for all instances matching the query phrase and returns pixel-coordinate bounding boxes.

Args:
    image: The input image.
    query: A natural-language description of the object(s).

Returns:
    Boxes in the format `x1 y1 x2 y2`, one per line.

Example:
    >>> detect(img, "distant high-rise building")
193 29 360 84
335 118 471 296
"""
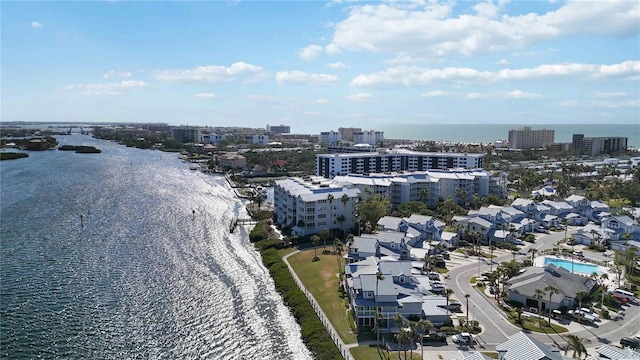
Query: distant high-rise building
338 127 362 141
572 134 628 156
172 127 202 143
508 127 554 149
353 130 384 145
266 124 290 134
320 130 342 144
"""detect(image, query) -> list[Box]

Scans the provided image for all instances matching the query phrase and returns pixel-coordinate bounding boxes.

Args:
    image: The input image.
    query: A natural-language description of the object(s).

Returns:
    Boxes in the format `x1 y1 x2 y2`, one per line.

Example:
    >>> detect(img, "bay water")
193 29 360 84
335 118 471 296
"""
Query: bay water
0 135 312 359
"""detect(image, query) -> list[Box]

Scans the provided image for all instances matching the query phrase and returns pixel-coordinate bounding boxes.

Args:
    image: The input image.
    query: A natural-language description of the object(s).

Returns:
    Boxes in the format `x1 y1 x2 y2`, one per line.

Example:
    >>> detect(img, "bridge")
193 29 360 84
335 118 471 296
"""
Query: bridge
67 126 88 134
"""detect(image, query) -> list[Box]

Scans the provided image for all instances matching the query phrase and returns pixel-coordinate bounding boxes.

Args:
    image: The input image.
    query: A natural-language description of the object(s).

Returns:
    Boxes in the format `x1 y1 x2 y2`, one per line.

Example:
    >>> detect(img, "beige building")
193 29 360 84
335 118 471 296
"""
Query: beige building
218 153 246 169
508 127 555 149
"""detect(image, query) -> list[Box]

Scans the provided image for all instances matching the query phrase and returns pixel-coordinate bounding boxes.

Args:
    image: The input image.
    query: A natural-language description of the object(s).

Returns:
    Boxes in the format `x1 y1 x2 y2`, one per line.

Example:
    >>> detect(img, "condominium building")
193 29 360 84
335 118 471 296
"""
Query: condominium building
353 130 384 145
172 127 202 143
338 127 362 142
572 134 628 156
273 176 360 236
244 134 269 145
332 169 506 208
508 127 555 149
316 150 484 178
266 124 290 134
320 130 342 144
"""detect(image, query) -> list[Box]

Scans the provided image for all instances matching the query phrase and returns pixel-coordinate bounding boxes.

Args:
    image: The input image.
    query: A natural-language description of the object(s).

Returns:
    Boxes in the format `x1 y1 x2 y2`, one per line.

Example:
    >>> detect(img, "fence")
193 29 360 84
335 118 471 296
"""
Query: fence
284 253 354 360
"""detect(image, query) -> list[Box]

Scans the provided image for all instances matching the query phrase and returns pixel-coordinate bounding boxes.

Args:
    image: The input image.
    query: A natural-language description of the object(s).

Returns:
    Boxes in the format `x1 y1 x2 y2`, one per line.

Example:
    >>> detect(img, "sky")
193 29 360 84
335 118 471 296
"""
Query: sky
1 0 639 133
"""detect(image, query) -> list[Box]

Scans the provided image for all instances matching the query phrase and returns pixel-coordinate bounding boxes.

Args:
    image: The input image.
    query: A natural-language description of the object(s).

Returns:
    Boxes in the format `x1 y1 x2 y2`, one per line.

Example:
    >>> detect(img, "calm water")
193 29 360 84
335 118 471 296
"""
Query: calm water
0 135 312 359
378 124 640 148
543 257 601 275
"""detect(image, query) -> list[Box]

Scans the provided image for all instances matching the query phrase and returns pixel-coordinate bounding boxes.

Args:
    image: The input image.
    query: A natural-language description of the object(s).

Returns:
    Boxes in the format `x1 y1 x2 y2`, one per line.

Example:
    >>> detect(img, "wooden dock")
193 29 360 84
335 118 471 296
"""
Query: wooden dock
229 217 258 233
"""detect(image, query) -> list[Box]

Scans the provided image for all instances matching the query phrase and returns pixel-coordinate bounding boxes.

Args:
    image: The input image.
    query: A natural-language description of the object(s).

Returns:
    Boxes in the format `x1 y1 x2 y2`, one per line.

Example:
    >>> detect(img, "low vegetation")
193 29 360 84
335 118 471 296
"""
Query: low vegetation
259 248 341 359
58 145 101 153
0 152 28 160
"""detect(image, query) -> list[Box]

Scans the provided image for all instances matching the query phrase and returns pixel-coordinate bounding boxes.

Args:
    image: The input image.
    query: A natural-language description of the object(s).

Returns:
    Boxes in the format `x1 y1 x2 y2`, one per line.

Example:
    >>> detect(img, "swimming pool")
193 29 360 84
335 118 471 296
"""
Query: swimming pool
544 257 601 275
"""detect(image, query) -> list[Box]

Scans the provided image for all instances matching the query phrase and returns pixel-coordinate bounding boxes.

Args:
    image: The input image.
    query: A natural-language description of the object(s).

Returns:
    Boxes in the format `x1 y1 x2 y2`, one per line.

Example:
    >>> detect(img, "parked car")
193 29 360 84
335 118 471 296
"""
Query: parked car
452 332 477 344
447 300 462 311
422 329 447 343
620 337 640 349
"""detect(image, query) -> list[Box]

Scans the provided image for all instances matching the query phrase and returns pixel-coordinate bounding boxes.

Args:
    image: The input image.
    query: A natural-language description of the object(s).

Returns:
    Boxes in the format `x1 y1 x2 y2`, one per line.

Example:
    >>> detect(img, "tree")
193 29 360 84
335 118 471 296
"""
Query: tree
564 334 591 359
534 288 546 327
418 187 430 206
319 229 330 253
575 289 587 310
396 201 428 218
395 313 405 360
356 193 391 233
376 272 385 347
465 294 471 324
527 247 538 263
340 193 349 232
311 235 320 261
334 238 344 279
327 194 335 237
445 288 454 315
544 285 559 324
417 319 433 360
255 193 264 210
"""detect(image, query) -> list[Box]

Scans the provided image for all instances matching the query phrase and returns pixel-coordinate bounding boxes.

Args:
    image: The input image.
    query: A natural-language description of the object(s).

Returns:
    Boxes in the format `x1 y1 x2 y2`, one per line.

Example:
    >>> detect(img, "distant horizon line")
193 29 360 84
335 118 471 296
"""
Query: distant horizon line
1 121 636 126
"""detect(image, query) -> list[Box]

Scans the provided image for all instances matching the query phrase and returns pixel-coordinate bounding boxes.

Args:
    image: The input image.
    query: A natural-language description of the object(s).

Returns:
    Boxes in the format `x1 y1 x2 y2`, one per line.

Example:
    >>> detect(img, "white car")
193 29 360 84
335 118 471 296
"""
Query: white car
452 332 477 344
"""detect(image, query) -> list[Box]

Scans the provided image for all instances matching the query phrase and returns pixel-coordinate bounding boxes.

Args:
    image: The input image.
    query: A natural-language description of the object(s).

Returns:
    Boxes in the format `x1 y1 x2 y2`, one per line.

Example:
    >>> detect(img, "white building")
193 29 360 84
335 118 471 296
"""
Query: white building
203 133 227 144
273 176 360 236
319 130 342 144
316 149 484 178
353 130 384 145
332 169 501 208
244 134 269 145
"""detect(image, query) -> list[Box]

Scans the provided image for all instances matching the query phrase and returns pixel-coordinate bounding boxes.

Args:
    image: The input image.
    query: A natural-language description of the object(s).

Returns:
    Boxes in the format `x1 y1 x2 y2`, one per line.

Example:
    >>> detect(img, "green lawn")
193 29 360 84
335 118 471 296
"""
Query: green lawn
288 249 357 343
350 346 421 360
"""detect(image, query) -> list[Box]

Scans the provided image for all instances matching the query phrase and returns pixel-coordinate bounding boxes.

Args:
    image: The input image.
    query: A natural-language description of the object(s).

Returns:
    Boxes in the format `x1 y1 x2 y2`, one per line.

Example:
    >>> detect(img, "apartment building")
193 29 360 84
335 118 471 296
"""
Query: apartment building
266 124 290 134
332 169 503 208
244 134 269 145
319 130 342 144
508 127 555 149
316 150 484 178
273 176 360 236
172 127 202 143
572 134 628 156
353 130 384 145
338 127 362 141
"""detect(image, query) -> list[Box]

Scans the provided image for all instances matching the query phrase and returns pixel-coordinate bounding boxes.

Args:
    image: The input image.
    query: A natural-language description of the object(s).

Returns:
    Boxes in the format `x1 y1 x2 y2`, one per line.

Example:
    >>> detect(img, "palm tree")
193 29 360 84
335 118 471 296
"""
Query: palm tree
319 229 330 253
418 187 430 207
311 235 320 261
489 245 496 273
327 193 335 237
395 313 405 360
340 193 349 231
376 271 385 347
575 289 587 310
527 247 538 263
564 334 591 359
445 288 454 315
544 285 559 324
534 288 546 326
465 293 470 324
417 319 433 360
334 238 344 279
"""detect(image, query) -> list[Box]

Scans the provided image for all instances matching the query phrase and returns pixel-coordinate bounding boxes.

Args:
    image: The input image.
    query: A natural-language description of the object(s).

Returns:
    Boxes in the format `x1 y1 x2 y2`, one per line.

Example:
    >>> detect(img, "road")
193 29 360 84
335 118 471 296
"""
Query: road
439 230 640 353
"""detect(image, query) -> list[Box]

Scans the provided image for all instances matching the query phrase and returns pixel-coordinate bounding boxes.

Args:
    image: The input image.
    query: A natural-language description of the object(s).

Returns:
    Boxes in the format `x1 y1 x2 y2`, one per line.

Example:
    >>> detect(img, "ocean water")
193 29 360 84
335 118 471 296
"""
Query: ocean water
0 135 312 359
378 124 640 148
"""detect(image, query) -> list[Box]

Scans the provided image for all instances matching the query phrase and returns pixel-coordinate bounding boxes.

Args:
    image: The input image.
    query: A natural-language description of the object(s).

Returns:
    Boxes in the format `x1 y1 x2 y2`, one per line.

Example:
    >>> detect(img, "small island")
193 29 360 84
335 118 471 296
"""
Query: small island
0 152 29 161
58 145 101 153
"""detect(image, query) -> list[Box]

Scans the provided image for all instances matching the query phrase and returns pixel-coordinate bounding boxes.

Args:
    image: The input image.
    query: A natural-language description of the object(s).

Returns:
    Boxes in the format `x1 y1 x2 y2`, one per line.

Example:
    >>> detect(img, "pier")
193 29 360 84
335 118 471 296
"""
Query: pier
229 217 258 233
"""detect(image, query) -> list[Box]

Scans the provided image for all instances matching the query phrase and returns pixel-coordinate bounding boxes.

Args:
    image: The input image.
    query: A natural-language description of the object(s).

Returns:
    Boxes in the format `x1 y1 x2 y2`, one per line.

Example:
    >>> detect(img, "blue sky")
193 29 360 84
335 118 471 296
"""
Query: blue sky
2 1 639 133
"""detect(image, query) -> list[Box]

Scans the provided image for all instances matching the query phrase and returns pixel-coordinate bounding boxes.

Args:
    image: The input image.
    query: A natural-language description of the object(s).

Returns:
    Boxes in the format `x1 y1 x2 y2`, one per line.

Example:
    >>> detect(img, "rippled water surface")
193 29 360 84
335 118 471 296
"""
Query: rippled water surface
0 135 312 359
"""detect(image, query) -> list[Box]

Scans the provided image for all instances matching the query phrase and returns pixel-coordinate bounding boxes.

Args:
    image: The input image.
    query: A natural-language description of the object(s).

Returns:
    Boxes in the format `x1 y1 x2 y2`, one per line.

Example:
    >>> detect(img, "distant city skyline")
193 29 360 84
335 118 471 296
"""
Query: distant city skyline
2 1 639 133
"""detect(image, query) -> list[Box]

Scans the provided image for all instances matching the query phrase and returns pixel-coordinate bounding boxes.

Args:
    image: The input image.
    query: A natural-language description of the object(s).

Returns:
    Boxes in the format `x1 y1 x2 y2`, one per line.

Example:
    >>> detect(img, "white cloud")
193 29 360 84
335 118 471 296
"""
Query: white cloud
589 99 640 108
154 62 266 83
559 100 579 107
297 44 323 61
103 70 133 79
275 71 339 85
326 62 350 70
421 90 451 97
194 93 216 99
594 92 627 98
466 92 491 99
349 60 640 87
31 21 43 28
64 80 148 95
496 58 510 65
346 93 374 102
504 90 541 99
316 98 330 104
326 1 639 58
